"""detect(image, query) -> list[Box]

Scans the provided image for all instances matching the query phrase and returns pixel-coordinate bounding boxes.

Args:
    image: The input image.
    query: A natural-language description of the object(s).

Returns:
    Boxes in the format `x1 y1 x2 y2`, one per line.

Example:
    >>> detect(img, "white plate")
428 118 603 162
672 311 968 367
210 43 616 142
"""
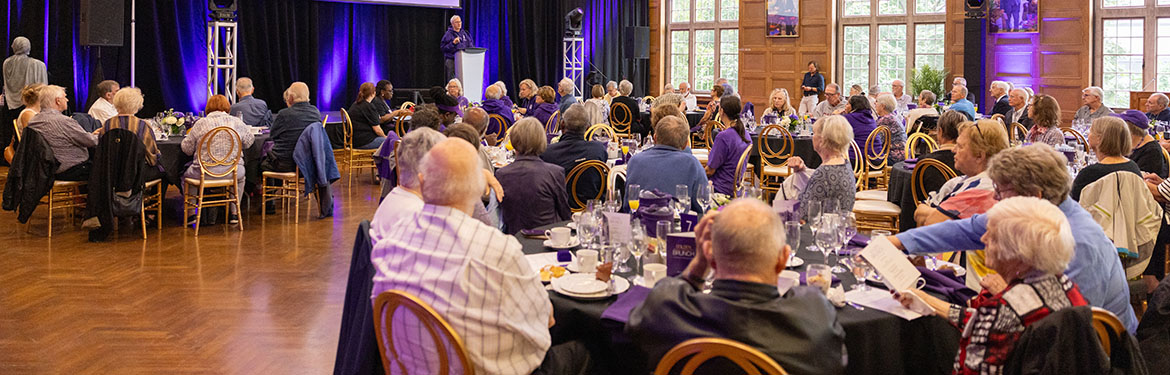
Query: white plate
543 237 581 249
552 275 630 299
556 273 609 294
786 256 804 268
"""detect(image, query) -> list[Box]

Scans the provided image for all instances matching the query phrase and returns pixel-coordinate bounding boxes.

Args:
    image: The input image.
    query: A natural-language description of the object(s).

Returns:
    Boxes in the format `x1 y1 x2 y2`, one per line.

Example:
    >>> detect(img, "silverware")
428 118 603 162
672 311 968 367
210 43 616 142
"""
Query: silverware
846 301 865 311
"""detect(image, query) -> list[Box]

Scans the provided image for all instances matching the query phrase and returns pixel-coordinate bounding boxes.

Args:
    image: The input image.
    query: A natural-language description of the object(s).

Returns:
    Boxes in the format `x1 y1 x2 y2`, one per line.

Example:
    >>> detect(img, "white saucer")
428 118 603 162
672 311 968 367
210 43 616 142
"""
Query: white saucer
543 237 581 249
786 256 805 268
566 258 592 273
552 275 630 299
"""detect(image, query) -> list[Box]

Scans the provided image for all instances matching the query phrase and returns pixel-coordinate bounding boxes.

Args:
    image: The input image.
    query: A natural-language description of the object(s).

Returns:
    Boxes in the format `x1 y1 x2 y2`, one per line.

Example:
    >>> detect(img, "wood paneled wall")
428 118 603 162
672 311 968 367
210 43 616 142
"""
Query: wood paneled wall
984 1 1090 121
946 0 967 84
737 0 835 117
650 0 663 95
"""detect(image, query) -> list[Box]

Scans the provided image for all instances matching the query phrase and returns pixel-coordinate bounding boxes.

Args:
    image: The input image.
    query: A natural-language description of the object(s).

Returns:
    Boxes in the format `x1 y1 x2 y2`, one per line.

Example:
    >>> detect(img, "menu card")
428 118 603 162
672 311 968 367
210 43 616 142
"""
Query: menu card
603 212 632 244
858 236 922 292
666 232 697 277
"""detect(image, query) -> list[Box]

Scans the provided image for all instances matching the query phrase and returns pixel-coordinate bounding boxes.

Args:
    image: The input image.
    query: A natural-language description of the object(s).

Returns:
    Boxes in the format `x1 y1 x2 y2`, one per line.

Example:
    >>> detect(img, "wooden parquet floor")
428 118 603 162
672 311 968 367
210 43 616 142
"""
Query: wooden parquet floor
0 176 383 374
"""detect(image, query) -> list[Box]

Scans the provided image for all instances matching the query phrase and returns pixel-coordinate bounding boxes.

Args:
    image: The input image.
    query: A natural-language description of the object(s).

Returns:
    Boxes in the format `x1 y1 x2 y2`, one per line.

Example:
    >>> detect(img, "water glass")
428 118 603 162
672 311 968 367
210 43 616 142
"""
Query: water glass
675 184 691 214
805 201 823 251
806 264 832 294
815 214 840 265
630 221 647 282
784 220 802 264
850 254 874 291
655 220 672 258
695 183 713 213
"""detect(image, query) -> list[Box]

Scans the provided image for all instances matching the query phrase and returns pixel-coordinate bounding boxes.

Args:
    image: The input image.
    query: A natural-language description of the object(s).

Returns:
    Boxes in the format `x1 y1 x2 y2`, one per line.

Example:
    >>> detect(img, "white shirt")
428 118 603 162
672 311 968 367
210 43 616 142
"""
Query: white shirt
905 108 938 131
681 92 698 112
88 97 117 123
370 204 552 375
369 186 425 246
894 93 913 112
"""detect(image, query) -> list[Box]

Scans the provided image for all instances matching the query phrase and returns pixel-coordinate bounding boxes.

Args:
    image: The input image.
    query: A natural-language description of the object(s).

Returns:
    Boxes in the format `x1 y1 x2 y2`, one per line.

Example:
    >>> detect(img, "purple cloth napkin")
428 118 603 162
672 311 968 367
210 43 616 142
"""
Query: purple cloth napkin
916 266 977 305
600 285 652 323
849 233 870 247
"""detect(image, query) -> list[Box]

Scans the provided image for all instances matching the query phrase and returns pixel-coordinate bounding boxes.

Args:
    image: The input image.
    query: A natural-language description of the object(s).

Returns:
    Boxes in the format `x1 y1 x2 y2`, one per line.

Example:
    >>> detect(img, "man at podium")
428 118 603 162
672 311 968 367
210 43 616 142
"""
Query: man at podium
441 15 474 80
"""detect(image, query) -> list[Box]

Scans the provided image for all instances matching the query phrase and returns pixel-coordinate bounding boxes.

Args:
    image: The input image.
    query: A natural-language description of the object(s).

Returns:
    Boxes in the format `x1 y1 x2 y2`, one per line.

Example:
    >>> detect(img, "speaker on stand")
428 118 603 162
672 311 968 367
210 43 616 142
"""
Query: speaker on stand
964 0 988 110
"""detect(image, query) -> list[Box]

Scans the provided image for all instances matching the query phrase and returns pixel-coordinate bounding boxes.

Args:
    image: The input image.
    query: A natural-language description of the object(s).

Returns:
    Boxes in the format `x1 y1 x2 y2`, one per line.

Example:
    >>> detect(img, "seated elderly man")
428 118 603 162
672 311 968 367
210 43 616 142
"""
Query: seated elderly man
28 85 97 181
810 83 846 119
261 82 322 213
987 80 1011 118
896 196 1087 375
678 82 697 112
1147 93 1170 123
1004 88 1032 128
370 138 589 375
229 77 273 127
557 78 578 115
481 84 514 136
948 84 977 121
1074 86 1112 124
891 79 912 111
541 104 607 208
628 198 846 374
86 80 119 123
611 79 645 136
905 90 939 130
626 116 708 212
888 145 1139 332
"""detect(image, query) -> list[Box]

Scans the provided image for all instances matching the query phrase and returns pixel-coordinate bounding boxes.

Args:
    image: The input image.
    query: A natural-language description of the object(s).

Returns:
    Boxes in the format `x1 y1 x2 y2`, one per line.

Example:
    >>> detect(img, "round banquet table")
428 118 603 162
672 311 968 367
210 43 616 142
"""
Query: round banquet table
156 134 271 189
886 161 918 232
640 111 704 130
515 221 959 375
750 132 821 180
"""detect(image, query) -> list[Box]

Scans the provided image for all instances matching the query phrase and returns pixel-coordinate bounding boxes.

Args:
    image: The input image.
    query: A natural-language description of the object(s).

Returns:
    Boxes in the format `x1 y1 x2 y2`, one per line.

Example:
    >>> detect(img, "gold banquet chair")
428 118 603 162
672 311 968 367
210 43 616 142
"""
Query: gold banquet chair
1061 127 1087 149
1009 122 1028 146
910 158 958 205
399 101 415 111
584 123 617 142
261 167 308 224
183 126 245 236
1091 307 1125 356
545 111 560 135
487 114 510 146
861 126 892 190
654 337 789 375
340 108 378 185
732 147 756 197
140 178 164 238
373 290 474 375
29 180 87 238
610 101 634 138
904 132 938 160
567 160 610 212
757 125 795 198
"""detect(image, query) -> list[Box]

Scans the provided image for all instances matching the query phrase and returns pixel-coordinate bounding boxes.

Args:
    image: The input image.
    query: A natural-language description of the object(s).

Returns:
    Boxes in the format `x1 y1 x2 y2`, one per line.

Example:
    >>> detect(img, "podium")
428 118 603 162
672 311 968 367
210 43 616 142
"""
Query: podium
456 47 487 103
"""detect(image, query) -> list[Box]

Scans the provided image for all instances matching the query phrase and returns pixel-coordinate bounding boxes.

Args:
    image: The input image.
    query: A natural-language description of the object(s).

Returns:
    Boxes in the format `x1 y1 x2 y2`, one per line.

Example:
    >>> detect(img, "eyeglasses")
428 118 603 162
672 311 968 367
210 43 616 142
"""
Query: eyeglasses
992 183 1016 200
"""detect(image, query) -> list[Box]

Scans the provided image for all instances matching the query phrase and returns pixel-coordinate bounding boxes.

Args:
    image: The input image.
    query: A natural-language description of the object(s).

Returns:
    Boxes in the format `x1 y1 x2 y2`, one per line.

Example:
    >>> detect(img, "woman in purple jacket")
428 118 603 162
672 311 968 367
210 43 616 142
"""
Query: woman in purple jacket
705 96 752 196
842 95 881 156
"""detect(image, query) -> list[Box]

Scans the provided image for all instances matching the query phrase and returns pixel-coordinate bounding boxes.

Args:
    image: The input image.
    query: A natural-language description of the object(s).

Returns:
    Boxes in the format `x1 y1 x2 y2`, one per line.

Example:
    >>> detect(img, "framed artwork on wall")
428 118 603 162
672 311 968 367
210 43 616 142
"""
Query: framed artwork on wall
767 0 799 37
989 0 1040 34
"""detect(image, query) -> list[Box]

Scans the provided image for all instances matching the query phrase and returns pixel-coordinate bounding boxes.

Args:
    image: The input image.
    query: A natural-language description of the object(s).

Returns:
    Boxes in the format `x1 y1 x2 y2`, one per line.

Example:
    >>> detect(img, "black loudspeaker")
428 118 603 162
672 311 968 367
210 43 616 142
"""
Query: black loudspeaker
625 26 650 60
80 0 125 46
963 18 986 109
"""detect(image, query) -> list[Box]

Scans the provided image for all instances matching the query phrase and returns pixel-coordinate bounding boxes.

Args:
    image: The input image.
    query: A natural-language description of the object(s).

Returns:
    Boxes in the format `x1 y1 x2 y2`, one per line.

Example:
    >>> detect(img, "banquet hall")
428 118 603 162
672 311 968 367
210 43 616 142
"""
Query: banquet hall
2 0 1170 374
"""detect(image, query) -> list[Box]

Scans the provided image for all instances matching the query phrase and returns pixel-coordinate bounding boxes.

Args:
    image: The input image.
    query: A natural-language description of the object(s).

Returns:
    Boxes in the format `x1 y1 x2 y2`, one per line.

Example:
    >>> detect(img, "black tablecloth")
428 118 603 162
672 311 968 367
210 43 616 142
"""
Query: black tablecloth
640 111 703 130
887 161 917 232
749 133 821 183
516 221 959 375
156 134 270 188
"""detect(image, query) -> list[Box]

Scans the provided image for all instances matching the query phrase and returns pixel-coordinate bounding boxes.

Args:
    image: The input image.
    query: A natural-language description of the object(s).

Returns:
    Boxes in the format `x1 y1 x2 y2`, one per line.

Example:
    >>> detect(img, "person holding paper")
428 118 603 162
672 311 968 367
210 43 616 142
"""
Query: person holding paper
888 145 1139 333
627 199 846 374
895 196 1088 375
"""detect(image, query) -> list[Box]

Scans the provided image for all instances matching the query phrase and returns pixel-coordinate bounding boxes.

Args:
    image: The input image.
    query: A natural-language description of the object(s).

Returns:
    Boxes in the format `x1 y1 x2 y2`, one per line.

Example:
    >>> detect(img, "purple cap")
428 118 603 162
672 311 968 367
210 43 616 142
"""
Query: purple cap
1113 109 1149 130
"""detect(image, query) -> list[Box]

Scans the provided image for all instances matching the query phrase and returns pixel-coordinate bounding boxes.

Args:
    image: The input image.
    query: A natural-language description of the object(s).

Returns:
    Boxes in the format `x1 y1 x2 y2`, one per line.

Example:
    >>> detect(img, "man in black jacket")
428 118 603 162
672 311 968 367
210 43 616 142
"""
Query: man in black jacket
260 82 321 213
988 80 1012 118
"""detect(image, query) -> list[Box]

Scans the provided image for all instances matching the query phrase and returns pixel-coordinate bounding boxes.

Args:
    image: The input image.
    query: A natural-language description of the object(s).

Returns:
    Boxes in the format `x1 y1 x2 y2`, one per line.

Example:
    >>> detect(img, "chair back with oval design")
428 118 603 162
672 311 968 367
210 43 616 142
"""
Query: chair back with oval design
653 337 789 375
758 125 794 168
1060 127 1086 149
610 102 634 134
910 158 958 204
584 123 617 142
732 147 755 195
340 108 355 150
1009 122 1028 145
399 101 416 111
486 114 510 146
1090 307 1124 357
865 126 891 171
545 111 560 135
195 126 243 180
373 290 475 375
905 132 938 159
567 160 610 211
849 140 865 190
394 115 408 137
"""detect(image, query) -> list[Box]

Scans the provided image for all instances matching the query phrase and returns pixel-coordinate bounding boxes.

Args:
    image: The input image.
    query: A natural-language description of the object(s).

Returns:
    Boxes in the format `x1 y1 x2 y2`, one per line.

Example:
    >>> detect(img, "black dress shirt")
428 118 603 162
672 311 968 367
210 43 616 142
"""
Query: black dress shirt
627 278 847 375
495 155 572 234
802 72 825 97
347 101 381 148
540 132 608 208
270 102 322 162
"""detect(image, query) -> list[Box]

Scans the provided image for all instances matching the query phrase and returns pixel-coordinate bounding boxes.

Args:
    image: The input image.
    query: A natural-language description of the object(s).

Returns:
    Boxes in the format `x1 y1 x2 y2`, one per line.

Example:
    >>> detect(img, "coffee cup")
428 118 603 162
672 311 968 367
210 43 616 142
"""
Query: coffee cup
643 263 668 286
545 227 572 246
577 249 599 272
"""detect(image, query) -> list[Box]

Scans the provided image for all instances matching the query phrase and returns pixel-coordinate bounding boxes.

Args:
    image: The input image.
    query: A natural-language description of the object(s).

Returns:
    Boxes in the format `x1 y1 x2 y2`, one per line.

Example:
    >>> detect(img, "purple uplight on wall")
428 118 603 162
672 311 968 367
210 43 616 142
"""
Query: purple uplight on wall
319 10 351 111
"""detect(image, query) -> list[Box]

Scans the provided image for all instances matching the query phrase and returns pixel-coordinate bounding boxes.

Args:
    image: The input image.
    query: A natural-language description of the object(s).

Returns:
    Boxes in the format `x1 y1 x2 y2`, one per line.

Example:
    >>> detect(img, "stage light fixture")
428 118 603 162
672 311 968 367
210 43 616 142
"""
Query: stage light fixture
209 0 237 21
565 8 584 37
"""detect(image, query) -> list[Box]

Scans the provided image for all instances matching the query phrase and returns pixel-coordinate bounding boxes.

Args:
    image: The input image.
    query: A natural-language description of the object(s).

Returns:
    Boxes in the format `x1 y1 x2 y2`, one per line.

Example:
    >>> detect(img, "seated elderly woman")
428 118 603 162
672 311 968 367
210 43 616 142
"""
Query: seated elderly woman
446 78 469 109
1074 86 1112 124
97 87 164 186
706 96 753 197
1071 116 1141 201
495 118 571 234
515 79 538 115
843 95 880 155
528 85 559 127
918 119 1009 226
182 94 255 225
584 84 610 124
760 88 797 124
784 115 856 221
896 196 1088 375
875 93 908 163
1115 109 1169 178
1026 94 1065 146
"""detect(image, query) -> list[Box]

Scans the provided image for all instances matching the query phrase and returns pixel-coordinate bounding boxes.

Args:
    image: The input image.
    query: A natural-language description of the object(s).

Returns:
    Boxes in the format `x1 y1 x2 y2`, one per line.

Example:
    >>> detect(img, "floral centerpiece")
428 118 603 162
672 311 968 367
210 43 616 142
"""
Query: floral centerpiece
787 114 800 133
153 109 188 136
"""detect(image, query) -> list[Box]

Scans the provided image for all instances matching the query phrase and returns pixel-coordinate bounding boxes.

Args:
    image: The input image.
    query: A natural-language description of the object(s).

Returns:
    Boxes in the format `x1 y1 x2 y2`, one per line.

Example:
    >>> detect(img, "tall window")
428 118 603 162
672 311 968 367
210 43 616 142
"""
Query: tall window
667 0 739 92
1094 0 1170 109
837 0 945 92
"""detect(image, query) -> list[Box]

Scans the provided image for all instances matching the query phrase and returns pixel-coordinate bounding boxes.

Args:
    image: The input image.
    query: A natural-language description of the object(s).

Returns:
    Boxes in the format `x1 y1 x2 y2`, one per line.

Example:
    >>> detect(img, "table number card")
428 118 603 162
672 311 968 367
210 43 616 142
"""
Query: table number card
603 212 632 244
859 236 922 292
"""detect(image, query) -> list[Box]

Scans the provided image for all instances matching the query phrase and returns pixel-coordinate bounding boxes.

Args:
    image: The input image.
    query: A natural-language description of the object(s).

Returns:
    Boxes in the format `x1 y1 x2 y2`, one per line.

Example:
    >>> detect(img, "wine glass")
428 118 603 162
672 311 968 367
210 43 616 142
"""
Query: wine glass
675 184 691 215
816 213 840 265
613 239 632 273
784 220 802 265
805 201 823 252
655 219 672 262
605 190 622 213
628 184 642 212
630 221 647 283
850 254 873 291
695 183 712 213
833 213 857 273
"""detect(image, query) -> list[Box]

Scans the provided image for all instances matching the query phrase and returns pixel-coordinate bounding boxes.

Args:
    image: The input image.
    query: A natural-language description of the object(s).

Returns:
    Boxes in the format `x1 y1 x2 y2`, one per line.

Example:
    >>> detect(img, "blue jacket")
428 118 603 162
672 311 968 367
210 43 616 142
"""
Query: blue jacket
230 95 273 128
294 123 340 197
895 198 1139 333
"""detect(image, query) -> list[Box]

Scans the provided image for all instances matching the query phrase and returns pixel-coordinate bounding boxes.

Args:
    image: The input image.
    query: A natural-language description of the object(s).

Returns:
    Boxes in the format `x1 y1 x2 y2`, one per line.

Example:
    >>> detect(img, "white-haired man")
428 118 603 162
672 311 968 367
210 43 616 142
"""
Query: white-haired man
87 80 119 123
1074 86 1112 124
1005 88 1032 128
678 81 697 112
230 77 272 127
371 138 589 375
951 76 976 103
603 80 618 103
890 79 912 112
662 83 675 95
440 15 474 80
1147 93 1170 123
27 85 97 181
810 83 846 119
629 198 846 374
557 78 577 115
987 80 1011 118
948 85 976 120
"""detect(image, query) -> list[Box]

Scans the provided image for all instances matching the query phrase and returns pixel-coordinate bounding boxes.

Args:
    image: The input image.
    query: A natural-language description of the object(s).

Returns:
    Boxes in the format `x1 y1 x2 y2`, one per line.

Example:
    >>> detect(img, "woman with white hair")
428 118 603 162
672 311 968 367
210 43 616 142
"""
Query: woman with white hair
785 115 856 221
896 196 1088 375
516 79 538 115
875 93 908 163
1074 86 1112 124
760 88 797 124
446 78 469 109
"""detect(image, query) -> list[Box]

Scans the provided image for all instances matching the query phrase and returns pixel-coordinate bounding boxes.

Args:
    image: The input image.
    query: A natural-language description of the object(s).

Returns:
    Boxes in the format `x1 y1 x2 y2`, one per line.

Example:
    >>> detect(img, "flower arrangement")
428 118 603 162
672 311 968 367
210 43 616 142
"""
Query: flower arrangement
154 109 187 135
787 114 800 133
